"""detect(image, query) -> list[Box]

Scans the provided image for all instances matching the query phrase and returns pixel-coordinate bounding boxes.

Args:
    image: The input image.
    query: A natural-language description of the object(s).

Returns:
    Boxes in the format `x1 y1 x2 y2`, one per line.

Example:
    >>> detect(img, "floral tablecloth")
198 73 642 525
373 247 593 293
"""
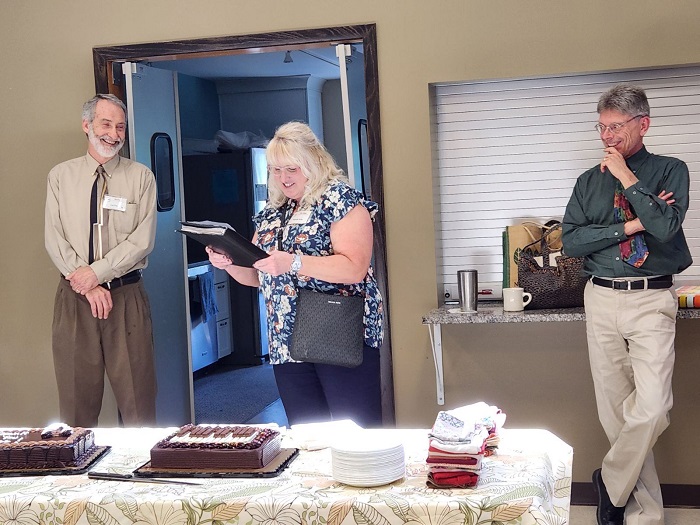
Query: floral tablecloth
0 427 572 525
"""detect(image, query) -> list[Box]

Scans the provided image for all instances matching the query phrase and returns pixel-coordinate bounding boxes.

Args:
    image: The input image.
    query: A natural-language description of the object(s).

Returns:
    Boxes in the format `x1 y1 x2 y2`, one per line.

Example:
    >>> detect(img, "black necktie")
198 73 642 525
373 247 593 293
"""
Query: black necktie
88 165 105 264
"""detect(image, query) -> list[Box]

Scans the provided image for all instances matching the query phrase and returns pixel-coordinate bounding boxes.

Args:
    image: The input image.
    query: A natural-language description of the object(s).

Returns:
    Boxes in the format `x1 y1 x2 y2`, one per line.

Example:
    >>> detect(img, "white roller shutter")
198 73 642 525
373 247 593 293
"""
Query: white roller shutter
431 66 700 302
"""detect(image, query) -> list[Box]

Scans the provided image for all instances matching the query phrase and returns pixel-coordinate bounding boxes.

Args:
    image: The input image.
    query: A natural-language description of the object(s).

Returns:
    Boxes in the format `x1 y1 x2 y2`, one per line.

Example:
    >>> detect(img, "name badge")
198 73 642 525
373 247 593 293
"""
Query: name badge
288 210 312 225
102 195 128 212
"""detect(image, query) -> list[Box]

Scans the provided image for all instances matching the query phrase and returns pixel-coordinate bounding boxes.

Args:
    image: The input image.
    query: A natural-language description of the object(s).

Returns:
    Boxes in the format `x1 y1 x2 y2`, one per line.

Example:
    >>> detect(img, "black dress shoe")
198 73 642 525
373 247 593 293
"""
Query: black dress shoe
592 468 625 525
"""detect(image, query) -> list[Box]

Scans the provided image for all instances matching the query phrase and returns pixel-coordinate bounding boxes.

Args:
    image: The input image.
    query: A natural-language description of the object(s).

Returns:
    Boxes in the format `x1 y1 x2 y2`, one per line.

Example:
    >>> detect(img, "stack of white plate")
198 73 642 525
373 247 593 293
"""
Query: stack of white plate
331 433 406 487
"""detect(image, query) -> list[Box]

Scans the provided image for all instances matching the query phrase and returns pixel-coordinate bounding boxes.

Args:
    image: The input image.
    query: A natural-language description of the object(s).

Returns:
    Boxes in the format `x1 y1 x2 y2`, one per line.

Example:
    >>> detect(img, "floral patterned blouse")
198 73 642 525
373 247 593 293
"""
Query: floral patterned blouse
253 181 384 365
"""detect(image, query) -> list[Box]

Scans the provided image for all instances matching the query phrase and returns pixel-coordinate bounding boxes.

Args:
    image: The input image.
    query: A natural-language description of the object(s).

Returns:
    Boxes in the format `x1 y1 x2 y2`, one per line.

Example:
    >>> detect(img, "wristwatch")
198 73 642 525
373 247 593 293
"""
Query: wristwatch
290 254 302 274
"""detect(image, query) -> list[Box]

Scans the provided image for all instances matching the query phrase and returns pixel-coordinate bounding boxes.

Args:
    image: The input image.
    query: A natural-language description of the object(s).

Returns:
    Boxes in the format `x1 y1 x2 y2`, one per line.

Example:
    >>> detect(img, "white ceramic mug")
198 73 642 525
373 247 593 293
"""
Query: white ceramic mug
502 287 532 312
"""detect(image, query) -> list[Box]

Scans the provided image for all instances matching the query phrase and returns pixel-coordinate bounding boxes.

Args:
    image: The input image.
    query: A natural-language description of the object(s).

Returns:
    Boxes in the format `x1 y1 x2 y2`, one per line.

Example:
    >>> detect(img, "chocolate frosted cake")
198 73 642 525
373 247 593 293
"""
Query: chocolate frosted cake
0 424 97 471
150 424 282 470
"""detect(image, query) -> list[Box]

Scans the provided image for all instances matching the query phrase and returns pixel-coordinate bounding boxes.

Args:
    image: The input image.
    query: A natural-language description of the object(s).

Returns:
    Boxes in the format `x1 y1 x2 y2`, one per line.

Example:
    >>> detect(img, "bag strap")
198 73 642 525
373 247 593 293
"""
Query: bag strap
522 222 562 254
277 201 294 252
511 221 546 244
278 201 305 292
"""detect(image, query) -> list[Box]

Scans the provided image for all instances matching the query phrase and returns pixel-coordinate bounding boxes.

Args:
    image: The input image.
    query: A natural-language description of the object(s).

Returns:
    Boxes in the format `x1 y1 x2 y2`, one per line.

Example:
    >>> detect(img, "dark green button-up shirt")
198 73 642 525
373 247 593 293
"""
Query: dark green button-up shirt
562 146 692 278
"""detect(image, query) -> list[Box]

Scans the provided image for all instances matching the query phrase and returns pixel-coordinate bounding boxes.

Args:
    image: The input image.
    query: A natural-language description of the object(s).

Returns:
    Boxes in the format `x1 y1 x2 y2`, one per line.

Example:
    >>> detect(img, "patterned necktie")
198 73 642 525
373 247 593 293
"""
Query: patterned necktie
614 180 648 268
88 165 106 264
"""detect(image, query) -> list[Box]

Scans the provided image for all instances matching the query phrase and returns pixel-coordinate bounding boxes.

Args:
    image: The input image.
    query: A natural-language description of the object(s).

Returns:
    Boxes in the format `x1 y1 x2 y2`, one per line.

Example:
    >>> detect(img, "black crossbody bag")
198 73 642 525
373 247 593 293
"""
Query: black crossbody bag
277 202 364 368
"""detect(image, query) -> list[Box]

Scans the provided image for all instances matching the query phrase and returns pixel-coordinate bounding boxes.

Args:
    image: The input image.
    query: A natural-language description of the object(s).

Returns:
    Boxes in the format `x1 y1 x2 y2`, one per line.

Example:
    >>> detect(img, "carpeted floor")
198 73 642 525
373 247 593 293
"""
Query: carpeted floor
194 363 280 424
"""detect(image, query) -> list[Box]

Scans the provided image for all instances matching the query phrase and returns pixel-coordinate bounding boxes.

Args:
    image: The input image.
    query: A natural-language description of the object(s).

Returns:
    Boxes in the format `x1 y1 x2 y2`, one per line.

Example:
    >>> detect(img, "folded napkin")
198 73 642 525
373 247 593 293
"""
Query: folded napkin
425 402 507 490
427 470 479 489
430 402 506 443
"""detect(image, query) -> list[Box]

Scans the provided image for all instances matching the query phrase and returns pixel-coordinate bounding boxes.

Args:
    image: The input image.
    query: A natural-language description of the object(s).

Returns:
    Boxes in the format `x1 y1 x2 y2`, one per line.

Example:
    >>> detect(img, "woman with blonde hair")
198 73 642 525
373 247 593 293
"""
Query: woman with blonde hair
207 121 383 427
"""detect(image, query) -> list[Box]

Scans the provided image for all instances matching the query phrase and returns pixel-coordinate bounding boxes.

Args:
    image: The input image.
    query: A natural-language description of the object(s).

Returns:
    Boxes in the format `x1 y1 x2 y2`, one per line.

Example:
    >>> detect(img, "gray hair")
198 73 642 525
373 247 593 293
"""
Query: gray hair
597 84 650 117
266 121 348 209
82 94 127 124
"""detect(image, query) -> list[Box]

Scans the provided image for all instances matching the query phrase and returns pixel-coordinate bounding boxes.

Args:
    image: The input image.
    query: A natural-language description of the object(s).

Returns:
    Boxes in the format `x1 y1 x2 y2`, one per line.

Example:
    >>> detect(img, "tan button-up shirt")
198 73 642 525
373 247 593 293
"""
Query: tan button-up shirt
45 153 157 284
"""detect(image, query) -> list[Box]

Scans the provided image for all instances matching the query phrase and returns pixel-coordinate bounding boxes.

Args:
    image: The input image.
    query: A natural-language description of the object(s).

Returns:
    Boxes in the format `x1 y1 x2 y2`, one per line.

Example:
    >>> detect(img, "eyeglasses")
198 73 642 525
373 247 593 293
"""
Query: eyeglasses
594 115 646 135
269 165 300 175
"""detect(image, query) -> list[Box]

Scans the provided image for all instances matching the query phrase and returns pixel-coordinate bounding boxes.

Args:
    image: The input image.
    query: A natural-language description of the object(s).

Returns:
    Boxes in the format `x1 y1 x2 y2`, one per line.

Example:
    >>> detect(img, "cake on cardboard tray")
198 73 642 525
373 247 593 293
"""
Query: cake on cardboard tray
0 424 97 471
150 424 282 470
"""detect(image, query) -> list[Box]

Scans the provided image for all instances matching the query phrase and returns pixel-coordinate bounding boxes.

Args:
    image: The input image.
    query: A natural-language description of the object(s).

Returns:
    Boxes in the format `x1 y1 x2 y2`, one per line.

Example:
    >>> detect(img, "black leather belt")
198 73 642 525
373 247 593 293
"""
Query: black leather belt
101 269 142 290
591 276 673 290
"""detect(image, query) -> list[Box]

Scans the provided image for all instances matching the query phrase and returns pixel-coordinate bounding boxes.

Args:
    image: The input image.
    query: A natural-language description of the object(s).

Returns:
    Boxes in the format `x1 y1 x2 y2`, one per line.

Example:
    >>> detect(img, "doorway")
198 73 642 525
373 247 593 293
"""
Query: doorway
93 24 394 426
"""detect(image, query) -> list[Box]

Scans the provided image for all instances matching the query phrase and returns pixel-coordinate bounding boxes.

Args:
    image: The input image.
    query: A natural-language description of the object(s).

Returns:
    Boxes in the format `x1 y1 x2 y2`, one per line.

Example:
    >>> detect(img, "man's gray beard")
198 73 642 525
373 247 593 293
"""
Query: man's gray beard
88 127 123 159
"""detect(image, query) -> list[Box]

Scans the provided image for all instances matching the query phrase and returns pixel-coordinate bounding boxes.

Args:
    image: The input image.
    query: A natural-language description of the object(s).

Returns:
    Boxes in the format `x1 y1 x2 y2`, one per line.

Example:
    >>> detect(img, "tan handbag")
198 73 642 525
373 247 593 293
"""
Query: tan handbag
502 220 562 288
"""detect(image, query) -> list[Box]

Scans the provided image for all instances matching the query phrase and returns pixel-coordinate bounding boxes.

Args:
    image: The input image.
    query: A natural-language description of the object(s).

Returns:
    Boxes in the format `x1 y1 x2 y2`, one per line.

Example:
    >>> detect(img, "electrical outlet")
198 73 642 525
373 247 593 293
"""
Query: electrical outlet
443 284 458 303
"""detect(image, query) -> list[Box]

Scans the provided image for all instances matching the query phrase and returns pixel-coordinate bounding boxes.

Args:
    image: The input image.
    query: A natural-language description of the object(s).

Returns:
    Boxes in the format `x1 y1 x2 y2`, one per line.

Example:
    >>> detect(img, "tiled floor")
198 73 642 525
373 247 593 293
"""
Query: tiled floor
245 398 288 426
569 505 699 524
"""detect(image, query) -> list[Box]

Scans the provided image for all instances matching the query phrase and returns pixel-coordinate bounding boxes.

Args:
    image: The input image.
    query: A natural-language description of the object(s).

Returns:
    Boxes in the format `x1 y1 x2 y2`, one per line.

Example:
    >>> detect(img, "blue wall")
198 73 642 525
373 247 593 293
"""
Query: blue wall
178 74 221 139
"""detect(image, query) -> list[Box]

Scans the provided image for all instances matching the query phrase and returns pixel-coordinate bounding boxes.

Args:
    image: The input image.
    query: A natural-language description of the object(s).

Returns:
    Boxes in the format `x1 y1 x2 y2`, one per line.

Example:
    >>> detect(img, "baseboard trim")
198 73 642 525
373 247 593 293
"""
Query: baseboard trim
572 483 700 508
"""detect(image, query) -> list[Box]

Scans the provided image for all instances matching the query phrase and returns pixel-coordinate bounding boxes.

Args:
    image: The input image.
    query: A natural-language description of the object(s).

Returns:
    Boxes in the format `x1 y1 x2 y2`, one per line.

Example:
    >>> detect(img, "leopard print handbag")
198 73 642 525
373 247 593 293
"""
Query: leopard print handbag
516 224 587 310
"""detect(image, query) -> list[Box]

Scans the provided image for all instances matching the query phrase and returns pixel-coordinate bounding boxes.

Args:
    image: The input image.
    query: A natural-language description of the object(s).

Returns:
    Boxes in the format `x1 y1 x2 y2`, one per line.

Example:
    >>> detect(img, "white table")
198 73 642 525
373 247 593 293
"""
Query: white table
0 427 572 525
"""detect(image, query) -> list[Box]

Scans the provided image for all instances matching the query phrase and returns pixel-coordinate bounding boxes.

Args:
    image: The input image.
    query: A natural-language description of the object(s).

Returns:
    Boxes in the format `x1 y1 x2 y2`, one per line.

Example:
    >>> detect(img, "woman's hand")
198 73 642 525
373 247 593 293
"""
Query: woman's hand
253 250 295 277
206 236 261 288
206 246 233 269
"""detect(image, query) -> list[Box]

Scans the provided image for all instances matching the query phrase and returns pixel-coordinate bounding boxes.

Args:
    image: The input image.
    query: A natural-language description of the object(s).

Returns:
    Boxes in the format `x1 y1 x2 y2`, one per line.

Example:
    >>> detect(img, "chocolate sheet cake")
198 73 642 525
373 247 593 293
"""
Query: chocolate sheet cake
150 424 282 470
0 424 97 471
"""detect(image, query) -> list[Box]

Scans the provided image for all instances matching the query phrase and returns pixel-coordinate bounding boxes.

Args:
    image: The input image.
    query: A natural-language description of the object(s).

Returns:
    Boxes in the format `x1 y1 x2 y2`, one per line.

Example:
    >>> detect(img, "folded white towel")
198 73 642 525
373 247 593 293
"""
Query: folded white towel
430 402 506 443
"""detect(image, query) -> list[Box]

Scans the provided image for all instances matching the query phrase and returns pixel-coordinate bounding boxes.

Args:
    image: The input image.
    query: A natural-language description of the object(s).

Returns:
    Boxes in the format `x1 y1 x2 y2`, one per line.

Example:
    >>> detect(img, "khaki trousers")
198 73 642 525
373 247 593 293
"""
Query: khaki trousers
52 277 157 427
584 280 677 525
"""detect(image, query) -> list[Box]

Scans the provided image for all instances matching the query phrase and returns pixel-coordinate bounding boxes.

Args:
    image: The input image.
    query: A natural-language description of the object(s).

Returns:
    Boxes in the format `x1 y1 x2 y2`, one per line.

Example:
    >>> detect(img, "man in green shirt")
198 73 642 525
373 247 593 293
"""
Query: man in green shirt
563 85 691 525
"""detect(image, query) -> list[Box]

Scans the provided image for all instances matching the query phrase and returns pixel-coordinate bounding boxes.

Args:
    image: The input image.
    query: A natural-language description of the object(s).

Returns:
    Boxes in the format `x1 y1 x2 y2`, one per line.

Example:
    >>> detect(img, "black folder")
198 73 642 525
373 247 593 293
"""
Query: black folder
178 221 268 268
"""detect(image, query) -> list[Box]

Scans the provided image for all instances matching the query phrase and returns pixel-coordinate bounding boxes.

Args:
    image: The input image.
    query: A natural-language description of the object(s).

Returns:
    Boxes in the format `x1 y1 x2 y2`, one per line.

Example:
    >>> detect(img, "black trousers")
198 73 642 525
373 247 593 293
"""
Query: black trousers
273 346 382 428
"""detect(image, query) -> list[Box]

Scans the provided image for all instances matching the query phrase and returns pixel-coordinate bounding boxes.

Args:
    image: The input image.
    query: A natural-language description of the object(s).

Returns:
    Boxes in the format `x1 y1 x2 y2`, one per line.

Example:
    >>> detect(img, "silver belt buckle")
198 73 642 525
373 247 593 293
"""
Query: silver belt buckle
612 279 631 291
613 278 648 290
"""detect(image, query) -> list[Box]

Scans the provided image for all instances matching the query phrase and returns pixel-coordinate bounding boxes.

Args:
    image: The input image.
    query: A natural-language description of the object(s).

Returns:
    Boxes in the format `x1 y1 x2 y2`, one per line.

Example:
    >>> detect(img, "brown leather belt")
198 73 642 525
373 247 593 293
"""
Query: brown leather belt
101 269 142 290
591 276 673 291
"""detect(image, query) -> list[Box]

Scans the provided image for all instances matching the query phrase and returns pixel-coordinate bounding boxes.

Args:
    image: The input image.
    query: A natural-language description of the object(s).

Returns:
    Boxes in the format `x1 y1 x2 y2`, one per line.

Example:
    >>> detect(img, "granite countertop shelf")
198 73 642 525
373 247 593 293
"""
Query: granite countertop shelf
423 301 700 405
423 302 700 325
423 302 585 324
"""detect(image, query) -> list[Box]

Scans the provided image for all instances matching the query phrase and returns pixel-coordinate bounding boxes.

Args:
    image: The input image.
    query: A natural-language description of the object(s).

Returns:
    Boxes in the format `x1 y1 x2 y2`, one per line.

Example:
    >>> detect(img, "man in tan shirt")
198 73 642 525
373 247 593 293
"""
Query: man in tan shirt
45 94 158 427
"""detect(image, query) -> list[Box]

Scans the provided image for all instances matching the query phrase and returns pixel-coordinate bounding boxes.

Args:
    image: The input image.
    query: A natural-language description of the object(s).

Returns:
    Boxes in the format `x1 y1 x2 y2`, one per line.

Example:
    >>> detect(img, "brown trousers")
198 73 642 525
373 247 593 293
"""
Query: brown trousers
52 277 157 427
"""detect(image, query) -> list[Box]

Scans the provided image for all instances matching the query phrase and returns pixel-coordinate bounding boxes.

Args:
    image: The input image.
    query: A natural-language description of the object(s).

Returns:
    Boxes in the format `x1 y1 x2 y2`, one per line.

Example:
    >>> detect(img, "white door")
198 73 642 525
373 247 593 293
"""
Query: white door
122 62 193 425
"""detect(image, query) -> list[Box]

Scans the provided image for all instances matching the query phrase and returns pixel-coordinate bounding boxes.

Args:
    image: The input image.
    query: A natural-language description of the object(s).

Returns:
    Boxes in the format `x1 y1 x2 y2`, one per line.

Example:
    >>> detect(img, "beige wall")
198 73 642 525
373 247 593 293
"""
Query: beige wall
2 1 699 484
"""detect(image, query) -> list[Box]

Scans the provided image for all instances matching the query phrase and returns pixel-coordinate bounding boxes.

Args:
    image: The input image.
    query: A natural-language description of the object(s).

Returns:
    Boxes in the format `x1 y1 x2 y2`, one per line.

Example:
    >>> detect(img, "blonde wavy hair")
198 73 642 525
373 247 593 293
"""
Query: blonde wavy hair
266 121 348 209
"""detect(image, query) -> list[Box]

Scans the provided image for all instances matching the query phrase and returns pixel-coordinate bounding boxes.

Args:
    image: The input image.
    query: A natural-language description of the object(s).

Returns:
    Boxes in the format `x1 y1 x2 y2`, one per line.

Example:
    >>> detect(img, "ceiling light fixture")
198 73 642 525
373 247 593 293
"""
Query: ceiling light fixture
283 51 293 63
300 49 340 67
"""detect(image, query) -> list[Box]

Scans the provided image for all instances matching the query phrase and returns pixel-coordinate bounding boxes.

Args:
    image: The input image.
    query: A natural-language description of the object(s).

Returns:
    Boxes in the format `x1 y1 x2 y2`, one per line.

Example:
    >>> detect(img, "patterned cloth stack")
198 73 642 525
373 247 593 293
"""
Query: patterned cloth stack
426 402 506 489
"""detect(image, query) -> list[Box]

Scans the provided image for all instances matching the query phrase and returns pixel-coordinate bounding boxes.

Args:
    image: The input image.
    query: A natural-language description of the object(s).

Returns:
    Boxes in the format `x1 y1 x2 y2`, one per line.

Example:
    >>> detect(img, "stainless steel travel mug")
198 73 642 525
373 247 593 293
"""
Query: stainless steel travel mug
457 269 478 313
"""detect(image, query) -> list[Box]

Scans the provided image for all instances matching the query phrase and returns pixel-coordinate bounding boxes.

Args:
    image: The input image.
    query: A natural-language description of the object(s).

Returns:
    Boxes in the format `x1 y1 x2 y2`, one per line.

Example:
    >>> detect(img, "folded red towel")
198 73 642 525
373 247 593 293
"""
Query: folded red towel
427 470 478 488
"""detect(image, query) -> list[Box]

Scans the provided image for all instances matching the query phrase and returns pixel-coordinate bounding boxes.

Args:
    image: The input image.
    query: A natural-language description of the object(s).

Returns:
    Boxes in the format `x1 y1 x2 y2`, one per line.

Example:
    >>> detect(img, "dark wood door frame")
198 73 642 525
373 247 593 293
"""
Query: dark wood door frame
92 24 395 424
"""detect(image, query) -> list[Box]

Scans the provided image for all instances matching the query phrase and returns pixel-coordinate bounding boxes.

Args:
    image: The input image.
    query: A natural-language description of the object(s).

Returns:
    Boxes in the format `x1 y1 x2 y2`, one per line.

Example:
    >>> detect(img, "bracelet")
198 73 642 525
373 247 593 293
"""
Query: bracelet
290 254 302 274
